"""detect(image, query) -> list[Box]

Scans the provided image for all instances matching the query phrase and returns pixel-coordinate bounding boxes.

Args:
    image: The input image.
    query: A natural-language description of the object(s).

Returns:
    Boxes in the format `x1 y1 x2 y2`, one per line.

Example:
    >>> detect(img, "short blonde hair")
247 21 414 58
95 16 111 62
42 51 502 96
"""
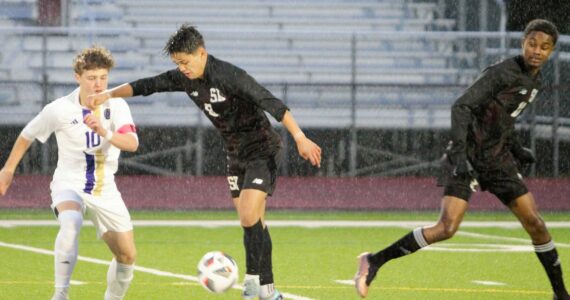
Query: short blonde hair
73 46 115 75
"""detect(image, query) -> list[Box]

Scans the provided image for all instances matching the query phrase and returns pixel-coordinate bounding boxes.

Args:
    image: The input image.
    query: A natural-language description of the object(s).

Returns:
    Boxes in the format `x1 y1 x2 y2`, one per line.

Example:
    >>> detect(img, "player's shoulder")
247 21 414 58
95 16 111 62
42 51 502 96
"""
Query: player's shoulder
486 56 522 74
208 55 247 76
43 94 75 113
107 97 129 106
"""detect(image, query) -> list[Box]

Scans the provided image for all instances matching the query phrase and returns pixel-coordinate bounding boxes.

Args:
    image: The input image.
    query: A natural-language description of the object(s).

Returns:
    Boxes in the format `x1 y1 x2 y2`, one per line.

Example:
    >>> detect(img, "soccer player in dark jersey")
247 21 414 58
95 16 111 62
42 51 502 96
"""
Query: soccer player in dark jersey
354 19 569 300
87 24 321 300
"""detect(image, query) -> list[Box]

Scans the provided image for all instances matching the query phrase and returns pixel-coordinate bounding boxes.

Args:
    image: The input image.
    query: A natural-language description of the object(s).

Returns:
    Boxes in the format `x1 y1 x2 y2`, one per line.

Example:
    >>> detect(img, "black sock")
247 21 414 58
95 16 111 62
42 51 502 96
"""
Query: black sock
260 226 274 285
369 228 428 267
535 241 569 298
243 220 264 275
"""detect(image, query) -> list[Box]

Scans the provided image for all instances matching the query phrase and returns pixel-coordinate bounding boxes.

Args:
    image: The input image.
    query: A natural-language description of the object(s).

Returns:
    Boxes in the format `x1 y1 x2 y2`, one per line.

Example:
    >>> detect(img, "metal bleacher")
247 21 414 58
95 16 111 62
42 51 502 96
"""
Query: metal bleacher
0 0 482 128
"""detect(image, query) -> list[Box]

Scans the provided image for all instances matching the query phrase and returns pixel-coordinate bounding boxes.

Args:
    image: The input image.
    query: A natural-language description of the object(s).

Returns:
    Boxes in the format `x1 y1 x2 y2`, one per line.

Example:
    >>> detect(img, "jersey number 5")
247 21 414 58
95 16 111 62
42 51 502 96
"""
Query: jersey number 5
227 176 239 191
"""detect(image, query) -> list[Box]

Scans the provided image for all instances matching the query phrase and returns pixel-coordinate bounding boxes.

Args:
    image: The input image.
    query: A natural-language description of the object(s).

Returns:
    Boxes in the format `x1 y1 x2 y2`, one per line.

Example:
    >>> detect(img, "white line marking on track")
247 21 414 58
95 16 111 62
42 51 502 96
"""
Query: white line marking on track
334 279 355 286
456 230 570 248
0 241 313 300
3 220 570 228
472 280 507 286
425 243 534 252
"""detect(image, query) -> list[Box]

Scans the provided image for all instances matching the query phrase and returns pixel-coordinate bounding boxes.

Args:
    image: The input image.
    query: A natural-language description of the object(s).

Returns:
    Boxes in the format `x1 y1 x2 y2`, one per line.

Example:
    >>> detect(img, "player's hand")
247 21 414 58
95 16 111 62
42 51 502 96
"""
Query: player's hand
295 136 322 168
86 91 111 110
511 147 536 165
83 113 105 137
0 168 14 196
511 147 535 175
447 152 477 178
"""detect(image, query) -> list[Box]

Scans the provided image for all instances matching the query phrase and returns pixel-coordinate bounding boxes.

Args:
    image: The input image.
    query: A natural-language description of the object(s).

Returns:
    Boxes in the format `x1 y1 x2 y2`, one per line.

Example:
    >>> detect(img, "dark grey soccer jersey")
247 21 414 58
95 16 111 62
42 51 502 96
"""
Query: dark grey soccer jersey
449 55 543 170
130 55 288 160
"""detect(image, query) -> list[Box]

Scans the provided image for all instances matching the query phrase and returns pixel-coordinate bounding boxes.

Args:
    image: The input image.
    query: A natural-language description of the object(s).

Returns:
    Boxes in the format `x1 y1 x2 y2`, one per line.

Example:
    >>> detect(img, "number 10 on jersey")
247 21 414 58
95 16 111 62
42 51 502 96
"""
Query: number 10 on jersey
85 131 101 148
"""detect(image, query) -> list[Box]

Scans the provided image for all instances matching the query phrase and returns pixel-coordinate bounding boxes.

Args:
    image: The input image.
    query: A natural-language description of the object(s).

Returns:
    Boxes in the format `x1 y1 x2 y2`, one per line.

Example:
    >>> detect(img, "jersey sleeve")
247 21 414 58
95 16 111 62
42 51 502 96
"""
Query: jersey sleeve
227 69 289 121
130 69 186 97
21 104 57 143
111 99 137 136
450 66 505 156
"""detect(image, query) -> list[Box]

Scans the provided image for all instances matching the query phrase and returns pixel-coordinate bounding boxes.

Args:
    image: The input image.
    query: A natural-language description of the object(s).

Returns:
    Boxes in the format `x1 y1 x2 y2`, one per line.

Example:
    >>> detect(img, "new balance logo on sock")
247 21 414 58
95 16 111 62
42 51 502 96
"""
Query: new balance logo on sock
399 247 411 255
61 261 70 264
554 258 561 267
252 178 263 185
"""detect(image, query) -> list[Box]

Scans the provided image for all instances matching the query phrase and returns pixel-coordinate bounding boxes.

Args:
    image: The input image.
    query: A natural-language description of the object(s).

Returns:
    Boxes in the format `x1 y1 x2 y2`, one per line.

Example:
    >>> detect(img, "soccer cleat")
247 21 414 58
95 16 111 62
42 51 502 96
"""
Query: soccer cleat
242 274 261 300
260 289 283 300
51 289 69 300
354 252 380 298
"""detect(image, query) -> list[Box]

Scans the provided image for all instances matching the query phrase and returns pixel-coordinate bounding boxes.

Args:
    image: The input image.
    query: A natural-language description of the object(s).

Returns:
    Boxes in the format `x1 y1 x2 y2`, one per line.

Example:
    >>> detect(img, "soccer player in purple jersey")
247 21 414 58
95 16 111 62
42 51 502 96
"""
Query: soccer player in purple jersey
0 47 138 300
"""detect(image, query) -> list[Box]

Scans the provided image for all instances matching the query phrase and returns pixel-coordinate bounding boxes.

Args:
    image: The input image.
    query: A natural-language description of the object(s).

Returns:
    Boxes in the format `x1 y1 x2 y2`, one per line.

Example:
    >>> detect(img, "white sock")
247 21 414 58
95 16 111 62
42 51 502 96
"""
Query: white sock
51 287 69 300
54 210 82 290
105 258 134 300
242 274 260 296
260 283 276 298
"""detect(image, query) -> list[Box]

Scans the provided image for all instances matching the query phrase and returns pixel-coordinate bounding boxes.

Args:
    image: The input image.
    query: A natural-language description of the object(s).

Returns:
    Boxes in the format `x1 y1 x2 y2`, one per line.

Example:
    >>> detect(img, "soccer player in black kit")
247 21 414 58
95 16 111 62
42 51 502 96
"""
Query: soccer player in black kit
354 19 569 300
87 25 322 300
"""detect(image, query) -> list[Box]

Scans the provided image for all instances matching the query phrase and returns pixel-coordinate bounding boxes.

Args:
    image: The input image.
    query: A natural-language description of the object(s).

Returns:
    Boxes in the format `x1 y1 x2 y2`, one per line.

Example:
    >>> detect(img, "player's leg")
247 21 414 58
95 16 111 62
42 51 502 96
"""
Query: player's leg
231 155 282 300
52 192 84 300
238 188 268 299
87 194 136 300
102 230 136 300
355 195 469 298
508 192 569 299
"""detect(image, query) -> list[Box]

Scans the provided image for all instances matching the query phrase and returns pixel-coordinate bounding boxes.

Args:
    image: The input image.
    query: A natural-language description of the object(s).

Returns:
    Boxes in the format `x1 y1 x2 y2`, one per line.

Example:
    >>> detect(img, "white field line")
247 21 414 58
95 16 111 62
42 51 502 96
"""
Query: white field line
0 241 313 300
3 220 570 229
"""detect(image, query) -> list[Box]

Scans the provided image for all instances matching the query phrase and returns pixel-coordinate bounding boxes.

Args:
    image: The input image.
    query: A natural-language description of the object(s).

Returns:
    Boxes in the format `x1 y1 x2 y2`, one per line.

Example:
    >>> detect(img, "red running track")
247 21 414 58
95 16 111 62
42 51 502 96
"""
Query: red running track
1 175 570 211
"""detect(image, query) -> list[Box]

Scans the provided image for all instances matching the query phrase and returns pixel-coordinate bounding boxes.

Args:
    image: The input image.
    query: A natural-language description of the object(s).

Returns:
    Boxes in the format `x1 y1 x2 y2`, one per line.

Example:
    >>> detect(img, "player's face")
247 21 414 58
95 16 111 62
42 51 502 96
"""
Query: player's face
522 31 554 72
171 48 207 80
75 68 109 96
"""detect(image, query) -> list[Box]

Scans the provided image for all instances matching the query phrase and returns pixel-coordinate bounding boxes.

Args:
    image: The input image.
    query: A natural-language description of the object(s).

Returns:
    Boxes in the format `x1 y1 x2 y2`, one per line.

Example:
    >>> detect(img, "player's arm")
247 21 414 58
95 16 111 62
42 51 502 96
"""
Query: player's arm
83 113 138 152
87 83 133 110
507 130 535 167
449 67 503 169
230 69 322 167
281 111 322 167
86 70 186 110
0 136 33 196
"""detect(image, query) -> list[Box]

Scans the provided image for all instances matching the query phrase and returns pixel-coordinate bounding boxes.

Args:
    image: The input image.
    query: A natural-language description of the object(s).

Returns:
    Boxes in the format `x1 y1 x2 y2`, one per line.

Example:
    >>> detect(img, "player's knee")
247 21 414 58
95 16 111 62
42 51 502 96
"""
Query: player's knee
523 216 548 237
239 212 260 227
437 221 459 240
57 211 83 248
440 226 457 240
116 250 136 265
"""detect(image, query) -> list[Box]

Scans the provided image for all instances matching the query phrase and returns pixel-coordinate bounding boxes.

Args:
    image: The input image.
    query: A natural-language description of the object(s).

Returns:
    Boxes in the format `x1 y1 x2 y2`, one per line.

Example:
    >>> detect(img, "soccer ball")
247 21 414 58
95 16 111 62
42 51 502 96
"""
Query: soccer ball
197 251 239 293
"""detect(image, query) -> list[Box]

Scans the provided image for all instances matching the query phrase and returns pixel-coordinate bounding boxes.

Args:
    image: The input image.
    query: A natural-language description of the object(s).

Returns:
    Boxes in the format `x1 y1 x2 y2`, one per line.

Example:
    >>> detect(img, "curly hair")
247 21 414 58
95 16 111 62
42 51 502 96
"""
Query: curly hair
73 46 115 74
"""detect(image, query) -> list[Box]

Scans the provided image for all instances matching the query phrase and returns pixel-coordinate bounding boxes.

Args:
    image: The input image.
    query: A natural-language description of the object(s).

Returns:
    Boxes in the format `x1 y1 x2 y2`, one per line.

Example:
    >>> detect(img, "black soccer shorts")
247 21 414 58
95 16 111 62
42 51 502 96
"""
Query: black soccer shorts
441 157 529 205
226 151 282 199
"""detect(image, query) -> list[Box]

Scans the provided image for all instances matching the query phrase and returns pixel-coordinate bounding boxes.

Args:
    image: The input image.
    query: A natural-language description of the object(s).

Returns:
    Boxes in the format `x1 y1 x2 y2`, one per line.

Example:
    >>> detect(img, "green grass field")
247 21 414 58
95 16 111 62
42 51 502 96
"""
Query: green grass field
1 210 569 299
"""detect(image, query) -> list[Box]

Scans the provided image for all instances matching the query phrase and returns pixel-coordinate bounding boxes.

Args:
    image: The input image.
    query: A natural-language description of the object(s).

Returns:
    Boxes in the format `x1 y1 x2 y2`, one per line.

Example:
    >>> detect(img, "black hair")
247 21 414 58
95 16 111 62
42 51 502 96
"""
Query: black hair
524 19 559 45
163 24 205 55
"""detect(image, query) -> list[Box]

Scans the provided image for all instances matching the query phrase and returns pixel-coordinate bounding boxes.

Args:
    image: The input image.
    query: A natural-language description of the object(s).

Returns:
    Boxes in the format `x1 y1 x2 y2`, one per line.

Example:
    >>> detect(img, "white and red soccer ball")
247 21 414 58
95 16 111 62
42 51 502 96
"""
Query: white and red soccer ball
197 251 239 293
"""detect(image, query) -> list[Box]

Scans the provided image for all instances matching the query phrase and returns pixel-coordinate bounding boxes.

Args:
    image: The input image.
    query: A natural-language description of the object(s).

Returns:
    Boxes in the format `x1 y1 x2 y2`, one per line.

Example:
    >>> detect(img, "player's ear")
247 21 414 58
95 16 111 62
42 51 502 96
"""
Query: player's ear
74 73 81 83
199 46 207 58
